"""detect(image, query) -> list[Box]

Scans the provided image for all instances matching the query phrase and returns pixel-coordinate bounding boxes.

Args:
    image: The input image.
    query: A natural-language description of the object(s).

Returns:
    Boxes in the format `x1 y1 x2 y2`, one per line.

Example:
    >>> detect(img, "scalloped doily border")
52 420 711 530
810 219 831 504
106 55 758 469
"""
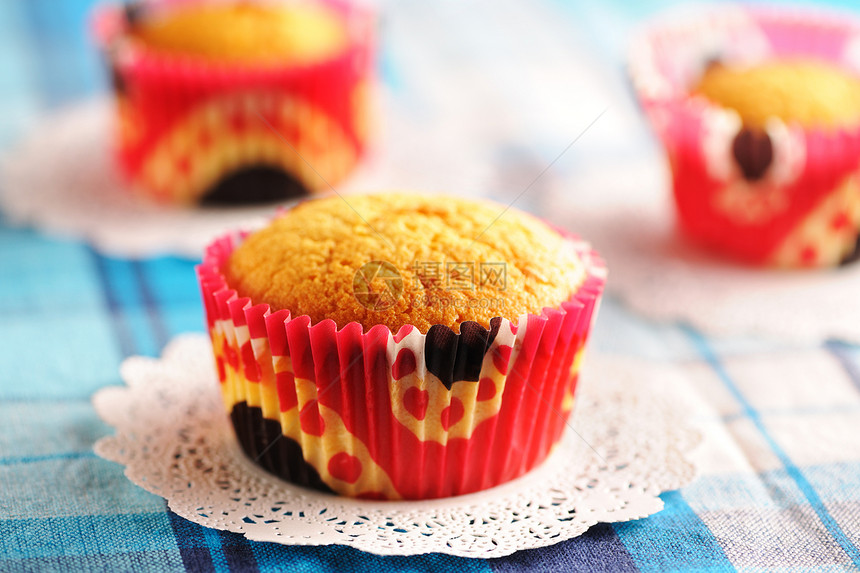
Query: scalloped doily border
93 334 700 557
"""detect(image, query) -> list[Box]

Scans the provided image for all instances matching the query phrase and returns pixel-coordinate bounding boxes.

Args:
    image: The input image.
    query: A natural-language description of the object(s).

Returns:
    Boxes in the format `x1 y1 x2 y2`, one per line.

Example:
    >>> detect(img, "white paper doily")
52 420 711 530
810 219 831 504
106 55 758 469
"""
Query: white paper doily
92 333 699 558
0 95 495 259
553 194 860 344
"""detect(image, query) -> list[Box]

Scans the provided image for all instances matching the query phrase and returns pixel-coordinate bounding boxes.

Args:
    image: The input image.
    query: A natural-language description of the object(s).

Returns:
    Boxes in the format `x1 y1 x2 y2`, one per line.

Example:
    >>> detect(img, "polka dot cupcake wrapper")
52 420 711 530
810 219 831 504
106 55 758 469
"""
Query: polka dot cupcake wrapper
196 230 606 500
629 5 860 267
92 0 373 205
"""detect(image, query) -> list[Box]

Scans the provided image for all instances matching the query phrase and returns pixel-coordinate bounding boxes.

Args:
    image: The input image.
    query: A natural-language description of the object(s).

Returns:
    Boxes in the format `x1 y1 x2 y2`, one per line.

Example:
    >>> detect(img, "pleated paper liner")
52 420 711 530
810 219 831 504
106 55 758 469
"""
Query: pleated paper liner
629 4 860 267
92 0 373 206
197 230 606 500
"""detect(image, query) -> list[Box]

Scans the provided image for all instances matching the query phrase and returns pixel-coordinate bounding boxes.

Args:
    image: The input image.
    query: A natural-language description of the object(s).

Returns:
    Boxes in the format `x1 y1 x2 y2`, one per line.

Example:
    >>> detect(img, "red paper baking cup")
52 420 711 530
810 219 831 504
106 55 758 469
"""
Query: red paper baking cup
92 0 373 205
629 5 860 267
196 229 606 500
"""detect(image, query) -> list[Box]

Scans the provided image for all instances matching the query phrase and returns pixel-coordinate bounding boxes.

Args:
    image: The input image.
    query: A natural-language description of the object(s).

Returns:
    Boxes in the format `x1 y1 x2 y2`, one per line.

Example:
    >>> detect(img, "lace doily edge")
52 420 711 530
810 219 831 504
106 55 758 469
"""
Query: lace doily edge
90 334 702 558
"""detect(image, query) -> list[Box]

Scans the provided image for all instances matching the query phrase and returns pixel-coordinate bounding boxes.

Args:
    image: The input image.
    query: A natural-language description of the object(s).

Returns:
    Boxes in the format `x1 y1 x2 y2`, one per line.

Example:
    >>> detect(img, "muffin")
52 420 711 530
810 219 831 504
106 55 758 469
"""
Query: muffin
93 0 372 206
629 6 860 267
196 193 606 499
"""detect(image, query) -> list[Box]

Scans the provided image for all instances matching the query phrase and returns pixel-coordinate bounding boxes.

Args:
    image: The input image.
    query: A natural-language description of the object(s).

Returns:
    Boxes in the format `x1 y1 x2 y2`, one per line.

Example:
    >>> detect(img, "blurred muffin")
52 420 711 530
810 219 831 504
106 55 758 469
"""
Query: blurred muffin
197 193 606 499
630 6 860 267
695 60 860 129
94 0 373 206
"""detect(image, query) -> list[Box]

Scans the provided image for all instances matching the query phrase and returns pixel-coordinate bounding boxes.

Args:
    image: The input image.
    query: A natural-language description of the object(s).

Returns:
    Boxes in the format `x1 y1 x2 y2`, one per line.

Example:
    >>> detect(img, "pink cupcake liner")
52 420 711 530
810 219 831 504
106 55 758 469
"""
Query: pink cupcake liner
196 227 606 500
629 4 860 266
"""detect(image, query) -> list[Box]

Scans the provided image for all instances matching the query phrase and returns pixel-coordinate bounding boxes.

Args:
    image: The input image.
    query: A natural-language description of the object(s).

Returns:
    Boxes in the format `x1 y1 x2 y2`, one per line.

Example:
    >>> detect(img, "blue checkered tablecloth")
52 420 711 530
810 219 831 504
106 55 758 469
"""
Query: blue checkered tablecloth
3 0 860 571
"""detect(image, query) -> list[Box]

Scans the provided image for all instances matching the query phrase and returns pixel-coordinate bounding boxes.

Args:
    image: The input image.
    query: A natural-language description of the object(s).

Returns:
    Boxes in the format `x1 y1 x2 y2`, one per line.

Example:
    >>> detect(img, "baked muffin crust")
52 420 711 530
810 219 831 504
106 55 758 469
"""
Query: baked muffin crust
224 193 587 333
694 59 860 128
130 2 346 63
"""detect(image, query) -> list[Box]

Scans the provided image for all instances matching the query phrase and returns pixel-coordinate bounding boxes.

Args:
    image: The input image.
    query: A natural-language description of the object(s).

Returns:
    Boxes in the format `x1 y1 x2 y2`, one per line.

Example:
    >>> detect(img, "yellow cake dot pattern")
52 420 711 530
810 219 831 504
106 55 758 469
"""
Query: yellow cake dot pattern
116 97 143 148
387 322 518 444
211 319 401 499
769 174 860 267
137 91 357 204
561 348 586 414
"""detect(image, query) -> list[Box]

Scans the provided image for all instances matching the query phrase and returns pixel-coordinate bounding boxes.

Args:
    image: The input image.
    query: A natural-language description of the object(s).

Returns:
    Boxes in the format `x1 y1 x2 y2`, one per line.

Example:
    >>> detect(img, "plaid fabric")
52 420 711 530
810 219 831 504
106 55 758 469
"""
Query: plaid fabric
3 0 860 571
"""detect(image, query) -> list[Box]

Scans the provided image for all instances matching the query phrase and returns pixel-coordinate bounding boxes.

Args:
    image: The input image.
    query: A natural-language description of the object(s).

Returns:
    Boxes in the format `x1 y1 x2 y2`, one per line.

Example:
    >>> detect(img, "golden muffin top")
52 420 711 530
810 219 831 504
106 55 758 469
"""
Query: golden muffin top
129 1 346 63
693 59 860 128
224 193 587 334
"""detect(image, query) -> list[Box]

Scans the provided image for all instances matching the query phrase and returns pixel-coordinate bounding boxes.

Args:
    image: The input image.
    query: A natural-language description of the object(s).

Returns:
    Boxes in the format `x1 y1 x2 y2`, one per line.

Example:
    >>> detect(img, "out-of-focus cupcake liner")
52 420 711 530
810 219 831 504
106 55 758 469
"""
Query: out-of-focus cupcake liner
196 229 606 500
92 0 373 205
629 5 860 267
